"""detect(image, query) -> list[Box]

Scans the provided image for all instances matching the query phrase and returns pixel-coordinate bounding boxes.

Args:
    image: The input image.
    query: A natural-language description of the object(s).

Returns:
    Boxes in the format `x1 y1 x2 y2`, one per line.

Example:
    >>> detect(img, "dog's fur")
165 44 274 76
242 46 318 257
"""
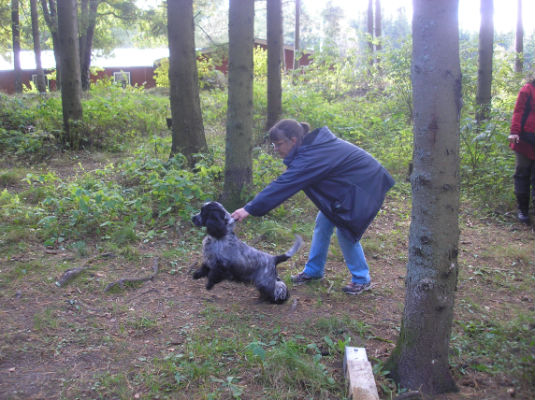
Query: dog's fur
191 201 302 303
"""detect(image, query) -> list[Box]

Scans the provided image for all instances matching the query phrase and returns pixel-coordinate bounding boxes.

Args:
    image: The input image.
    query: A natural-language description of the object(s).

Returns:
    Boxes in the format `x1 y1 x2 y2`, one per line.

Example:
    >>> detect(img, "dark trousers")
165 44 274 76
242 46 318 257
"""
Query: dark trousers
514 152 535 211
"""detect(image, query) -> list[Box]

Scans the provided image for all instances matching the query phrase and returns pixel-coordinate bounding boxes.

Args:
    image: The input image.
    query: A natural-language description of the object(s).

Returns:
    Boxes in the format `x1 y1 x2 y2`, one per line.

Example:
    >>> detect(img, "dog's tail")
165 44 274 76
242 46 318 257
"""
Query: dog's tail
274 235 303 265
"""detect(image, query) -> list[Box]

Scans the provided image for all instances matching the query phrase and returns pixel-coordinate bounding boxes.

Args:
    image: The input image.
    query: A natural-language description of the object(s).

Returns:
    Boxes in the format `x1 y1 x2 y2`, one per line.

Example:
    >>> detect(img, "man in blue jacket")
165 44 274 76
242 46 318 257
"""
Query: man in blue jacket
232 119 395 295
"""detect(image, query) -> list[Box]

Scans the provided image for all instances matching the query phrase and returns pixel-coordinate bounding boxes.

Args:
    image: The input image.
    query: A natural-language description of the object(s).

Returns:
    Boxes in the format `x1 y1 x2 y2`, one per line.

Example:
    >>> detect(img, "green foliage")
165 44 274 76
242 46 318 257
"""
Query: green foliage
9 152 223 246
3 12 533 400
459 113 515 211
451 315 535 389
200 88 227 130
138 306 346 399
253 46 268 79
0 168 24 187
252 151 285 188
154 58 169 88
154 56 226 90
278 36 522 214
84 79 169 150
0 27 527 238
0 94 35 131
258 339 337 395
0 83 169 155
0 94 58 158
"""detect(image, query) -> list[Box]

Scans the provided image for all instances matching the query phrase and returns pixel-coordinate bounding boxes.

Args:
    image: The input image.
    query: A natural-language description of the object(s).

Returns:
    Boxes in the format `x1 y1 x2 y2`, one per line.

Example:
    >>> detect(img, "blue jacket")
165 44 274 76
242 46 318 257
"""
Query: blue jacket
244 126 395 242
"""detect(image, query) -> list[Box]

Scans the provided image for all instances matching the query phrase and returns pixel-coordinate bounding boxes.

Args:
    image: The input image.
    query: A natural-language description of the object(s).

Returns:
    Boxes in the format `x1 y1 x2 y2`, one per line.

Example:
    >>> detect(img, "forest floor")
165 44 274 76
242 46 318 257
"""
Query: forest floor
0 153 534 400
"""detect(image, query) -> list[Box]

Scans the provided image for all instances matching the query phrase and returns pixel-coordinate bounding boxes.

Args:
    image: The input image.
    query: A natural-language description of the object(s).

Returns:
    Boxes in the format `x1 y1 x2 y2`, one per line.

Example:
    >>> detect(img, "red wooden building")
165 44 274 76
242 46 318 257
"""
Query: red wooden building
0 48 169 94
0 41 311 94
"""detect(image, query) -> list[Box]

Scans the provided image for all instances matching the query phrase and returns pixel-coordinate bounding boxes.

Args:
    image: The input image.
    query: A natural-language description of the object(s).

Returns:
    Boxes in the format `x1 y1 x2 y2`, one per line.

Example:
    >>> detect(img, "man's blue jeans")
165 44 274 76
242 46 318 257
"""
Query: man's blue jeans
303 211 370 284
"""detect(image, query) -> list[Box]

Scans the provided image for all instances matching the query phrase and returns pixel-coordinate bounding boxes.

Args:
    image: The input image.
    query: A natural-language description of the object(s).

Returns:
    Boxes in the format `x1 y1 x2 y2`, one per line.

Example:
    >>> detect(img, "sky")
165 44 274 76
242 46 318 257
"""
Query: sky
303 0 535 34
134 0 535 35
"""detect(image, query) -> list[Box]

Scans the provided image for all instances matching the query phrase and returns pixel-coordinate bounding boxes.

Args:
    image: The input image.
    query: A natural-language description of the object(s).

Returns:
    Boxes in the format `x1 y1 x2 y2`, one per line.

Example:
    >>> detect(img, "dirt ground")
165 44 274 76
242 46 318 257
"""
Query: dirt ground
0 155 534 400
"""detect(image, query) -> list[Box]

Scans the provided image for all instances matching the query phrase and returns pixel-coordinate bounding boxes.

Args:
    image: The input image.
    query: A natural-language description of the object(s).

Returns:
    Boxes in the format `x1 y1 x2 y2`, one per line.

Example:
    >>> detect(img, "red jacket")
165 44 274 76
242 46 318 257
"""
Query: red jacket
510 82 535 160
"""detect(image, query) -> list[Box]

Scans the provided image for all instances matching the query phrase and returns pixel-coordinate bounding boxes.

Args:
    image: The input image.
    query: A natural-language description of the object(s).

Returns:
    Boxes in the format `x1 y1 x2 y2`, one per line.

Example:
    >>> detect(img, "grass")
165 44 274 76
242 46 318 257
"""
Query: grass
451 315 535 385
1 81 534 399
143 321 345 400
1 188 532 399
33 307 60 331
0 168 26 187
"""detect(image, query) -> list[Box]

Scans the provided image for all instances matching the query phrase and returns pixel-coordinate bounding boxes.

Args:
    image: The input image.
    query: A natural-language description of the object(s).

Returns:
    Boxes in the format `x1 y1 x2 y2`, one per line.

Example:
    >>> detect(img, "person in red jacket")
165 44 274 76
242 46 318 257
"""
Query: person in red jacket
508 77 535 225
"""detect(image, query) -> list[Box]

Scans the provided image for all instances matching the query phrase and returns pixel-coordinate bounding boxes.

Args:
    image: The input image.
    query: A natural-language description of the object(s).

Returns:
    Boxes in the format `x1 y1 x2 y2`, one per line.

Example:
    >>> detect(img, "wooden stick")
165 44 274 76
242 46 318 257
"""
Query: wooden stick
104 257 159 292
55 252 115 287
343 347 380 400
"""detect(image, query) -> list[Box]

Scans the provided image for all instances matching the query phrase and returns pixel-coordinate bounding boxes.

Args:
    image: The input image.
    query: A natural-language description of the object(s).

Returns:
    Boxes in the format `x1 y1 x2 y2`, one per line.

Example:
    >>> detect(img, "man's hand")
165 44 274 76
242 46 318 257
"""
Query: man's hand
508 134 520 144
232 208 250 222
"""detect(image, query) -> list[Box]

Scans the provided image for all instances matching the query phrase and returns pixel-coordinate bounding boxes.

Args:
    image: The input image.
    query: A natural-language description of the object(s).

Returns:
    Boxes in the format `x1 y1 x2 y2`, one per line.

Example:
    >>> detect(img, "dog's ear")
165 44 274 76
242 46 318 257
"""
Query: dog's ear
205 211 227 238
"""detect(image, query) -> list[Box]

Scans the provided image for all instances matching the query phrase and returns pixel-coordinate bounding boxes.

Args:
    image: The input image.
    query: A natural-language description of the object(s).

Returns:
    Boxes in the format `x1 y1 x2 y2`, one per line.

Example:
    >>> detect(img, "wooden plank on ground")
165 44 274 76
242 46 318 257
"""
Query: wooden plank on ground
343 346 380 400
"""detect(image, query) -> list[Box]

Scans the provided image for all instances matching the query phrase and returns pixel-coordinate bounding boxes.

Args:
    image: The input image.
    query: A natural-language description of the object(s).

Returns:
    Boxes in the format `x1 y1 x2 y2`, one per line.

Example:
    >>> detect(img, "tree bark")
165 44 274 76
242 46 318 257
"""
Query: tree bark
57 0 83 146
374 0 382 52
267 0 282 130
476 0 494 124
41 0 61 90
167 0 207 164
386 0 461 395
293 0 300 70
79 0 99 91
11 0 22 93
367 0 374 59
222 0 254 210
514 0 523 73
30 0 47 93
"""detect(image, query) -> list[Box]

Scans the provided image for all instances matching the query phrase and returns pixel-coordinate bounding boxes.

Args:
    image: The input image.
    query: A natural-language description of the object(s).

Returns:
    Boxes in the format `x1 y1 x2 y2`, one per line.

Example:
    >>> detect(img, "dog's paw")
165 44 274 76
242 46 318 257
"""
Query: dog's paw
192 265 209 279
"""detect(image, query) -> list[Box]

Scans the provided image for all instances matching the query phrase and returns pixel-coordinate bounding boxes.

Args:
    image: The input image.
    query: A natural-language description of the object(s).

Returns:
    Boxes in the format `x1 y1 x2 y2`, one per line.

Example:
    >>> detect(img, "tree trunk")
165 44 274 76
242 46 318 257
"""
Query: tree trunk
79 0 99 91
41 0 61 90
386 0 461 396
11 0 22 93
514 0 523 73
222 0 254 210
374 0 382 52
367 0 374 60
57 0 83 146
267 0 282 130
293 0 300 70
30 0 47 93
167 0 207 164
476 0 494 124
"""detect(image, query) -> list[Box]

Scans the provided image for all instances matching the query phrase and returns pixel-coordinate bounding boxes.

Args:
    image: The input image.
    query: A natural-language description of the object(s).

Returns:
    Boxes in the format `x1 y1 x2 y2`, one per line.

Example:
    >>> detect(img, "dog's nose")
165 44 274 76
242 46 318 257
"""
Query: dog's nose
192 214 202 226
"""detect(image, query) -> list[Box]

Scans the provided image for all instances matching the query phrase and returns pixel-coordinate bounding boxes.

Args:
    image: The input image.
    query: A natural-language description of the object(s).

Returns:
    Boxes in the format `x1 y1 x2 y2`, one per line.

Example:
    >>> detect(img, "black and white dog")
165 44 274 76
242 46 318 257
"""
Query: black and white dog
191 201 302 303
